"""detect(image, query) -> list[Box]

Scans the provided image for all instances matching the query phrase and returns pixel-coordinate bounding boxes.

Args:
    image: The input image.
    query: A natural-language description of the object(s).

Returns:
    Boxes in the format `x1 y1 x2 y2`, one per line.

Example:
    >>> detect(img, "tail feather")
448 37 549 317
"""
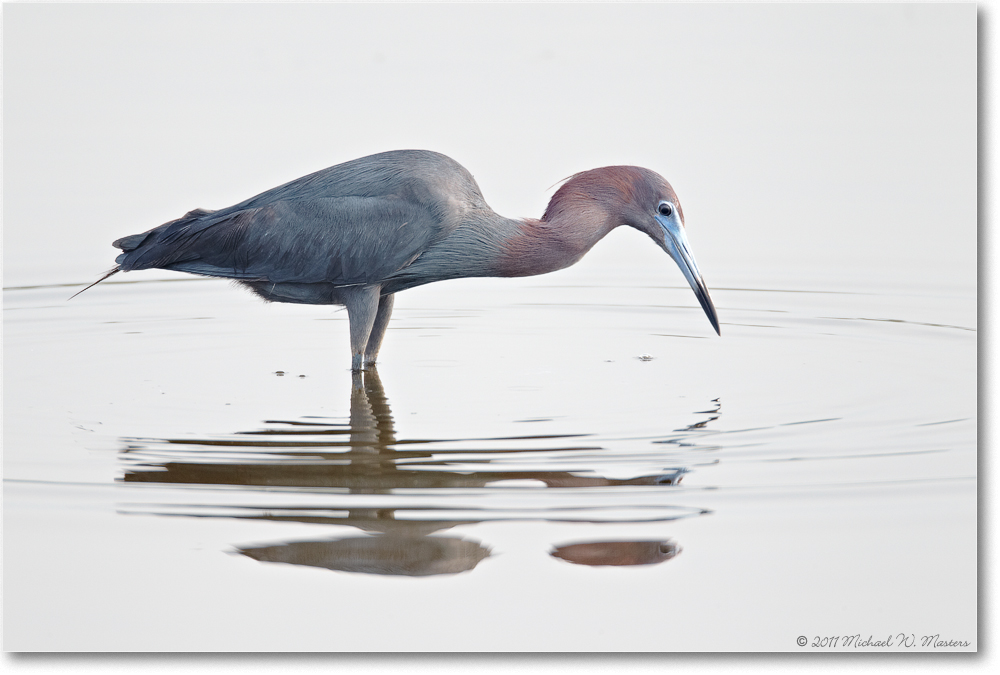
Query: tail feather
113 233 149 251
68 266 120 300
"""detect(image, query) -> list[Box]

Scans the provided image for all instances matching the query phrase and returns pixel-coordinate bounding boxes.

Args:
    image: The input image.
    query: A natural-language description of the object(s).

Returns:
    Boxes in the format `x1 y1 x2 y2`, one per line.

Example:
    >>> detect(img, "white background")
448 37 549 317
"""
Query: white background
2 0 992 672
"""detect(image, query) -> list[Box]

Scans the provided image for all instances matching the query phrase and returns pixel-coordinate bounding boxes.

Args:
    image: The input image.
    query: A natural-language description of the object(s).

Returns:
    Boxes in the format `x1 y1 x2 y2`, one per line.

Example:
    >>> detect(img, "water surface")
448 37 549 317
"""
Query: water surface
3 268 976 651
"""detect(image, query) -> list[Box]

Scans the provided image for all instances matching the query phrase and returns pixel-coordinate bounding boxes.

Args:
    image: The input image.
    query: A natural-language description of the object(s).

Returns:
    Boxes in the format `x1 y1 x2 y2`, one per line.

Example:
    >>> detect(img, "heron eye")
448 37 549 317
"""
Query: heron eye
658 202 674 217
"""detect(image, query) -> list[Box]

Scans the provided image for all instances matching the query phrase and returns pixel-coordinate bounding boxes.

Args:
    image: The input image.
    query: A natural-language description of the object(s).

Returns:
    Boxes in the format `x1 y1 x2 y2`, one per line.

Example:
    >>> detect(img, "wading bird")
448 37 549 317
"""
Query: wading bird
79 150 719 370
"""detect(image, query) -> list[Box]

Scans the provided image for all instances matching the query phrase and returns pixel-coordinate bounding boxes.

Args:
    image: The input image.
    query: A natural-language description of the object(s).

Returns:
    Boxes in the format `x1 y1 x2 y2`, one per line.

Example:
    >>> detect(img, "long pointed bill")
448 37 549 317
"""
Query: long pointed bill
654 215 721 335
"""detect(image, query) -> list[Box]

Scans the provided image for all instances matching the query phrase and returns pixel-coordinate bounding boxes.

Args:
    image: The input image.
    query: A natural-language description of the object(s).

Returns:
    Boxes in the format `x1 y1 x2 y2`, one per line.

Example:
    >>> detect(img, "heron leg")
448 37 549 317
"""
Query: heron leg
363 294 395 368
342 286 381 371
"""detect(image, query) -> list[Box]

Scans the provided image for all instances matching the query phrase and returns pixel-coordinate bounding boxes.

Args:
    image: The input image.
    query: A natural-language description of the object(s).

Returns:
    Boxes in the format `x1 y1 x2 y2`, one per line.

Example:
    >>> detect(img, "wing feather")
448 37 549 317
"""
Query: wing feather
116 196 449 285
112 150 486 286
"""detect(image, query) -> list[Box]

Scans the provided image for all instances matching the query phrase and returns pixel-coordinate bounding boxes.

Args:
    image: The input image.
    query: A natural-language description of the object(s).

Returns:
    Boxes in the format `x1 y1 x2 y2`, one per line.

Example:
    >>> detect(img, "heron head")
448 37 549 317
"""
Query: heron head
544 166 720 335
616 168 721 336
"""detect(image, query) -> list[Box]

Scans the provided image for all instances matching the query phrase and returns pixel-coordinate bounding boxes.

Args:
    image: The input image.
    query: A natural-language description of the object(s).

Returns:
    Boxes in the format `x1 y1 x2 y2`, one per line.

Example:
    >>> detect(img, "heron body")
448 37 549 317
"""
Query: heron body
95 150 719 370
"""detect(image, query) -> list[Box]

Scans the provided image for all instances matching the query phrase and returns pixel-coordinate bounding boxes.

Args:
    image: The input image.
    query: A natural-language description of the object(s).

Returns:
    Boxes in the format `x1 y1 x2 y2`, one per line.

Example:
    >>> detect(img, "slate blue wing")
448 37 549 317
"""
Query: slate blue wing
114 195 449 286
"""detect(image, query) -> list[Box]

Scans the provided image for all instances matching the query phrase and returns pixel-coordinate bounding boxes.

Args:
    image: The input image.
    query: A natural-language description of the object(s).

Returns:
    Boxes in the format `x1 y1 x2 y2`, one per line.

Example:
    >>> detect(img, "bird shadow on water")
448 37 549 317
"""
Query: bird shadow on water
117 369 720 577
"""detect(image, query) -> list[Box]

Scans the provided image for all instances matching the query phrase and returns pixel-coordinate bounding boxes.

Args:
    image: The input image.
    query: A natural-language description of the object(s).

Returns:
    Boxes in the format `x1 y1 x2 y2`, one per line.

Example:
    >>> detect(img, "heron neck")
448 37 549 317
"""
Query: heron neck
497 208 616 278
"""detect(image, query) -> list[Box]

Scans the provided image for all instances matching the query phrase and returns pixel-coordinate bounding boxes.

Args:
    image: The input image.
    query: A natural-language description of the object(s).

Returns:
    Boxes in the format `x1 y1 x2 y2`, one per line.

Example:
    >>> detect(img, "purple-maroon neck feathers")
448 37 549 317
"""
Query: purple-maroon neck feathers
496 166 681 277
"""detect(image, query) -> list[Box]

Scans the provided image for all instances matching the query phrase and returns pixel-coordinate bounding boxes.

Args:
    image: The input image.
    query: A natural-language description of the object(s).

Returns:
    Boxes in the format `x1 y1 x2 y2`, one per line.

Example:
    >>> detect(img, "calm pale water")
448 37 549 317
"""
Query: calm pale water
2 1 978 655
3 258 976 651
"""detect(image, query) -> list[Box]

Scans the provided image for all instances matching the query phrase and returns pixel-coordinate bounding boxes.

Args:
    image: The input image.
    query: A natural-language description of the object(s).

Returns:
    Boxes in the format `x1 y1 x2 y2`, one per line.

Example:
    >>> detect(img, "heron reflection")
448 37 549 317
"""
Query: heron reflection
120 369 715 575
122 369 691 491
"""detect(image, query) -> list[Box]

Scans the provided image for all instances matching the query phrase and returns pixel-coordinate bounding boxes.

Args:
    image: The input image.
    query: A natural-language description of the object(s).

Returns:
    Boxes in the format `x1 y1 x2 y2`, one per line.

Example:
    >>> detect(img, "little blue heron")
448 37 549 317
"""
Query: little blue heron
78 150 720 370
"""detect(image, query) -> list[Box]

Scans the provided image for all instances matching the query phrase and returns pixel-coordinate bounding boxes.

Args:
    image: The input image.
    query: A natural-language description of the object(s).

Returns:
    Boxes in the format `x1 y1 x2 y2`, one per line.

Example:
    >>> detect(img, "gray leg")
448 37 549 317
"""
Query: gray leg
363 294 395 368
341 285 381 371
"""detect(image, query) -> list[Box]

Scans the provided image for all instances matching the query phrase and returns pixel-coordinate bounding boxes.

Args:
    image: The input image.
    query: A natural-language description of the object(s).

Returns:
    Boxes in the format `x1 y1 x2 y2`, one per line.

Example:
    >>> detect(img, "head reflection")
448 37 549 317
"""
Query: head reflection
551 540 681 567
121 369 715 576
